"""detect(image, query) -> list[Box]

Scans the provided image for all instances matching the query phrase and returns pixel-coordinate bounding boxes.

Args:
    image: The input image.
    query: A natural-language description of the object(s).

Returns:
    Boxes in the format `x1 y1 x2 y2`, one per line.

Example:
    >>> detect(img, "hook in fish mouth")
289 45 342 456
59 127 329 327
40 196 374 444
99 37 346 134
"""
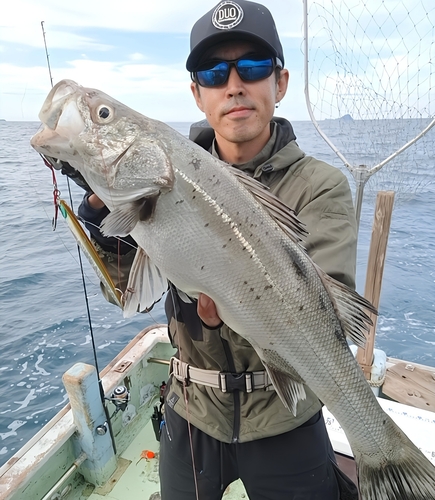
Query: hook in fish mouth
40 153 63 170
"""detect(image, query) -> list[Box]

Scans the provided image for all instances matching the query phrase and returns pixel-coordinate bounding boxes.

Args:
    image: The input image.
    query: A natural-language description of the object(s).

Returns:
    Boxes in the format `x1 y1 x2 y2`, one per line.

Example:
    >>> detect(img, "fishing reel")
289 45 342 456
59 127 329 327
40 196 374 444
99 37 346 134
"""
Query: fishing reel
106 385 131 415
96 386 131 437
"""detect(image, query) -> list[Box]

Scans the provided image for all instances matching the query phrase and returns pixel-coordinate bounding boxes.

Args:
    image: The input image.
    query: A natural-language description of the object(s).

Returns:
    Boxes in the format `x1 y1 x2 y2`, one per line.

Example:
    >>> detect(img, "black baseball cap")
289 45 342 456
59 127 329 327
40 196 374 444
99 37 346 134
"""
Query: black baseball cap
186 0 284 71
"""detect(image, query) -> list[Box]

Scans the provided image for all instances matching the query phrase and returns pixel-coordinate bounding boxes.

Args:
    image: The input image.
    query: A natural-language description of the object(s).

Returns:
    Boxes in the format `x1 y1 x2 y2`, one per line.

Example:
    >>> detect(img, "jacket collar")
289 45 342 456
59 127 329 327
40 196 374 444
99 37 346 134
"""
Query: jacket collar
190 117 303 179
210 122 277 177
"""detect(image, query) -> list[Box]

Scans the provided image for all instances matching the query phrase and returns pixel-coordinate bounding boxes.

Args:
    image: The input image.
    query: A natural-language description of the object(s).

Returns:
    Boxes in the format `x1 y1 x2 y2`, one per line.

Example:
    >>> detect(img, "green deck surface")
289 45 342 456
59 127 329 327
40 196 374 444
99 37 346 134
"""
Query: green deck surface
88 419 249 500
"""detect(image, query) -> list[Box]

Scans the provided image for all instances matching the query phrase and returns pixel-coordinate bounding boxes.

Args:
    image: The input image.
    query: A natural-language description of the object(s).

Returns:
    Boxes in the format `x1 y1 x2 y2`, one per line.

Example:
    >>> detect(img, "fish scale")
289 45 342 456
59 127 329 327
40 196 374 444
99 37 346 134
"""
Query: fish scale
31 79 435 500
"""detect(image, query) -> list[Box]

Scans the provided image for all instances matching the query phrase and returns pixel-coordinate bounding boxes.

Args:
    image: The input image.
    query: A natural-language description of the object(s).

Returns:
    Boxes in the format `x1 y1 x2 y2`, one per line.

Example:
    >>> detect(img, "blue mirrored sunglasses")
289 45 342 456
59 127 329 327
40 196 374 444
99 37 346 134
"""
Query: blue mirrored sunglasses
192 56 283 88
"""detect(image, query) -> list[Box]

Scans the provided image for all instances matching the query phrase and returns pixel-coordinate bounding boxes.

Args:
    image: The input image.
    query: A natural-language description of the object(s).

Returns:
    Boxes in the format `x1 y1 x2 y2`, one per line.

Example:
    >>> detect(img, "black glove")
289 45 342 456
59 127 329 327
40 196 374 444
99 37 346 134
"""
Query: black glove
59 161 90 191
44 154 90 191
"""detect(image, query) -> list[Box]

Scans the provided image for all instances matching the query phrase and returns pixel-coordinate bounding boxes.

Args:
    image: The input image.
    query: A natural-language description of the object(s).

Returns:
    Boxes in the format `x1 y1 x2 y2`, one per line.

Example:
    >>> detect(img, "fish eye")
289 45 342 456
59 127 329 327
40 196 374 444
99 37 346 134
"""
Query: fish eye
97 105 113 121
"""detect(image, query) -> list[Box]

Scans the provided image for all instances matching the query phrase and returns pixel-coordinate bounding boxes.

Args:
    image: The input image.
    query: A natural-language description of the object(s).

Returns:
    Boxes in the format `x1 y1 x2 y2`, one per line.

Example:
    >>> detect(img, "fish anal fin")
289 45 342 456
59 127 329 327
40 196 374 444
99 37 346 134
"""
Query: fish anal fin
262 350 306 416
122 247 168 318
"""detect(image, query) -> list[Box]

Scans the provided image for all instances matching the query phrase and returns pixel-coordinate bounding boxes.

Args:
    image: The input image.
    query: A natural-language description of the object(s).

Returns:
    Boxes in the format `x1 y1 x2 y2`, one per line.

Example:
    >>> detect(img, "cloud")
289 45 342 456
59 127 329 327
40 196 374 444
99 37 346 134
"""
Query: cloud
1 0 303 42
1 26 113 52
2 0 219 34
128 53 146 62
0 57 203 122
0 0 309 121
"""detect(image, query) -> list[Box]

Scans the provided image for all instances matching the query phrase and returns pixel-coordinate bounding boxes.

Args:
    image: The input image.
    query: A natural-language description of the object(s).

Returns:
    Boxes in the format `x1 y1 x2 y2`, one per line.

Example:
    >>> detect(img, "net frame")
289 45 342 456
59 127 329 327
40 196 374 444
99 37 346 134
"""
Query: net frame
302 0 435 226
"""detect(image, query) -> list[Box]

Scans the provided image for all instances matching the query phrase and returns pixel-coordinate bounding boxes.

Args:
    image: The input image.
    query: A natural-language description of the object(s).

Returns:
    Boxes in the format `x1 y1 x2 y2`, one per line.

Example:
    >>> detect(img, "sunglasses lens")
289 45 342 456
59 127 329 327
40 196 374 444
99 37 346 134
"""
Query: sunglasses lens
237 58 274 81
196 61 229 87
194 58 276 87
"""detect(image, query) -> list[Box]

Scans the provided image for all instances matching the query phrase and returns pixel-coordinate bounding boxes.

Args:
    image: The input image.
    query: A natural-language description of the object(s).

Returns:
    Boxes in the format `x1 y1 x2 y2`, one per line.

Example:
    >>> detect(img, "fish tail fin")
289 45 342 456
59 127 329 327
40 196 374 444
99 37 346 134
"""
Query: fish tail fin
357 439 435 500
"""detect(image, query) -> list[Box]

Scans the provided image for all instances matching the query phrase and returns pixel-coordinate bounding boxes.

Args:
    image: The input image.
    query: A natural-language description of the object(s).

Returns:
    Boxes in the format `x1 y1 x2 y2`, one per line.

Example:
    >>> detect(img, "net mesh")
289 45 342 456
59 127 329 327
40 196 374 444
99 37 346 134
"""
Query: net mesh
304 0 435 203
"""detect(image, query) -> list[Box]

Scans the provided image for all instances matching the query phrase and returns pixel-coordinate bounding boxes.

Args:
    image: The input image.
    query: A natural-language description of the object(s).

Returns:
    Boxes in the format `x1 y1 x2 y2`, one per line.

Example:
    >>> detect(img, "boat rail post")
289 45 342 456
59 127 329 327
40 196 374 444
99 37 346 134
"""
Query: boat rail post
356 191 395 391
62 362 117 486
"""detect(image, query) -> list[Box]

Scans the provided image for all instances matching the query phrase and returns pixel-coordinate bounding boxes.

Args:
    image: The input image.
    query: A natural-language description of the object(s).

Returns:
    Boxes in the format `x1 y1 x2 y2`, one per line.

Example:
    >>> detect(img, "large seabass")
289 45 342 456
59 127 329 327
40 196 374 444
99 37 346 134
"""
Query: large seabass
31 79 435 500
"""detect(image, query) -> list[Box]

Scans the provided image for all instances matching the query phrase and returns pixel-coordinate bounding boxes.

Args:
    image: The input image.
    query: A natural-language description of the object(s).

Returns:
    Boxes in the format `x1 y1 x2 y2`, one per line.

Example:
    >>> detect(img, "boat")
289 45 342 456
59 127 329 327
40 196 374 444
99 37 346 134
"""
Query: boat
0 319 433 500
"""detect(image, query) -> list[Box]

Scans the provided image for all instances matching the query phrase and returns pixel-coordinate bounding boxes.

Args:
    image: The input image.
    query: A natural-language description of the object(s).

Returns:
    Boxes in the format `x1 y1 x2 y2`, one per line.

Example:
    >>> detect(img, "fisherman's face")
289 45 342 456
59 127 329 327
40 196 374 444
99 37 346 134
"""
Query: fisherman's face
191 41 289 163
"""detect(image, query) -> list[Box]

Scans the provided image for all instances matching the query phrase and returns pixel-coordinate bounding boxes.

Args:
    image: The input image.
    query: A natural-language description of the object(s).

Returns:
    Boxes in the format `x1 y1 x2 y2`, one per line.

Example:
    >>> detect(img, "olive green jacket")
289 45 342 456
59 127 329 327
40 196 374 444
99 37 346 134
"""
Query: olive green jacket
90 118 357 444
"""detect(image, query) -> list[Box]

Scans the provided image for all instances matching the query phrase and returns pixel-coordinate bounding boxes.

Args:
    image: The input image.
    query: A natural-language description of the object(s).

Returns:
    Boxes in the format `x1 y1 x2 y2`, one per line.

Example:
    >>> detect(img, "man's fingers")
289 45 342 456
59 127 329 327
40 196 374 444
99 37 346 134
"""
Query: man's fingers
198 293 222 328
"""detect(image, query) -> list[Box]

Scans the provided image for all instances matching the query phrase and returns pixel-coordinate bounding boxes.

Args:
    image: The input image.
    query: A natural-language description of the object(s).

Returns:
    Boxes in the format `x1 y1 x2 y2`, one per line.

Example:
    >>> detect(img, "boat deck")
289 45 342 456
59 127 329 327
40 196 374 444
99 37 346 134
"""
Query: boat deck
88 418 249 500
87 418 358 500
383 357 435 412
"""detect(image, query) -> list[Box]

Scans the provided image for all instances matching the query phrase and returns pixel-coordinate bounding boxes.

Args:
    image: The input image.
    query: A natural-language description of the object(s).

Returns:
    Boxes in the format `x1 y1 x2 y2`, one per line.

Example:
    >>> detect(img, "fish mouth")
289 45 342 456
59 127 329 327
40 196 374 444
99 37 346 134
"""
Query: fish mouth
39 80 77 129
30 80 86 159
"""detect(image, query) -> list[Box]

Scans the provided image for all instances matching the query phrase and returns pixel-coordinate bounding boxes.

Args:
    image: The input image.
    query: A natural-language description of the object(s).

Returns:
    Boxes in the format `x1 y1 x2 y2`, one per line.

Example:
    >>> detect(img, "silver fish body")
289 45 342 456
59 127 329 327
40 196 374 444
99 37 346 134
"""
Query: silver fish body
31 80 435 500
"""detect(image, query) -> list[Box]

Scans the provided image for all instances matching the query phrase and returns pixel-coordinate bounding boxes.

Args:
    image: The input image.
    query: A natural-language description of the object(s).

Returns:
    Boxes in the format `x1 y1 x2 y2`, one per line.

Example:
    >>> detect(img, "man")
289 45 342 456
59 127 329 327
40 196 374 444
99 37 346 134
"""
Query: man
79 1 359 498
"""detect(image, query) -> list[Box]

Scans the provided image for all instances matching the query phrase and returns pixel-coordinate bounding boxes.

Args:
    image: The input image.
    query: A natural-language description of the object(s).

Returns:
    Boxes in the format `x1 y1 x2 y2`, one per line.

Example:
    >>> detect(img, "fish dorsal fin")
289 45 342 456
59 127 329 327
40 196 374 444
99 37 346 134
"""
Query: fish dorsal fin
122 247 168 318
228 166 308 244
316 265 377 348
261 350 307 416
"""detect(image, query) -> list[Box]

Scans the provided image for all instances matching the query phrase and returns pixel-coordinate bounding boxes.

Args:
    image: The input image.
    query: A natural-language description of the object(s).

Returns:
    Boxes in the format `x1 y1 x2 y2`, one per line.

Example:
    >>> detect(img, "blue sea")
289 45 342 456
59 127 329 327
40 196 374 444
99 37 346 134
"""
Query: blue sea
0 119 434 467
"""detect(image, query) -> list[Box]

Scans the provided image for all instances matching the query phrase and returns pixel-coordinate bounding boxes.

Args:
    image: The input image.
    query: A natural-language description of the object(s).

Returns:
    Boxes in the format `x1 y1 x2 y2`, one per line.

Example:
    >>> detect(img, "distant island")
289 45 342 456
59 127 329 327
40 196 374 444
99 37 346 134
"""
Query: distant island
324 114 354 122
0 119 6 122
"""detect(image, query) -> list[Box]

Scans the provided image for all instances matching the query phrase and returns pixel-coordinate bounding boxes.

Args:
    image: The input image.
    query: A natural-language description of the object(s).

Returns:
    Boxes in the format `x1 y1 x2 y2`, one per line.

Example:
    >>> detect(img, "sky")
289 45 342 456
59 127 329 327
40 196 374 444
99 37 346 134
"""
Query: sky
1 0 433 124
0 0 309 123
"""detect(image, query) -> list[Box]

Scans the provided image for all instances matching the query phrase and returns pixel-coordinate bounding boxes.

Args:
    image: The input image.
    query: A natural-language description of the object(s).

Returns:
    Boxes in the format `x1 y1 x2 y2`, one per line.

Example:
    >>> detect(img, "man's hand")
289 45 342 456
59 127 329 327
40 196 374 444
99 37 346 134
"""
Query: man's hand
198 293 222 328
88 193 106 209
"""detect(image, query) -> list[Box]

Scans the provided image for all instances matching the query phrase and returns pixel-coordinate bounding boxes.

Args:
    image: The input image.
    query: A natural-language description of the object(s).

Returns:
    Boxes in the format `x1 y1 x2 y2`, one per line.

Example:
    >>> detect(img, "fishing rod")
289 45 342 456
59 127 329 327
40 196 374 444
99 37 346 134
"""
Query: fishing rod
39 22 121 453
40 22 53 88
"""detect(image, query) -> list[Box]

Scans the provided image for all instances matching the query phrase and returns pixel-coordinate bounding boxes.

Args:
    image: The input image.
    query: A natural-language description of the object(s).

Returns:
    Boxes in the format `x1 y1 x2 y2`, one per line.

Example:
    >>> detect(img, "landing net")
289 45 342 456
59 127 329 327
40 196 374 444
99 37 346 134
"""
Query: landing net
303 0 435 225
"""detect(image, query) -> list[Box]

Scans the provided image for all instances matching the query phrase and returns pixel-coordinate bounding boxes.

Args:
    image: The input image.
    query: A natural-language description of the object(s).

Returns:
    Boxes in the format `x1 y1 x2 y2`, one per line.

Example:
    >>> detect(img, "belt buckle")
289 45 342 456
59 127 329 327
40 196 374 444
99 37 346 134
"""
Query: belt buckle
169 357 190 386
219 372 253 393
169 357 177 377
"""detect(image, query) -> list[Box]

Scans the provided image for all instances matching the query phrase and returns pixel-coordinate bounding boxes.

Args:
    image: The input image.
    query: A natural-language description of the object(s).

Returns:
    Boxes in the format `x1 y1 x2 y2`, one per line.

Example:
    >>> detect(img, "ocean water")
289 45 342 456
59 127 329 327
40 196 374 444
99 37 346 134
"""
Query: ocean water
0 119 434 467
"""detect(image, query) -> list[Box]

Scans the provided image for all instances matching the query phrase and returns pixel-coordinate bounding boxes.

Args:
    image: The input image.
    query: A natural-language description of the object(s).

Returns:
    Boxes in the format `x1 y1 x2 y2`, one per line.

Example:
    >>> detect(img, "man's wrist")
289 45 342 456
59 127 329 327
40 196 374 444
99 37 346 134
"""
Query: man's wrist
201 319 224 330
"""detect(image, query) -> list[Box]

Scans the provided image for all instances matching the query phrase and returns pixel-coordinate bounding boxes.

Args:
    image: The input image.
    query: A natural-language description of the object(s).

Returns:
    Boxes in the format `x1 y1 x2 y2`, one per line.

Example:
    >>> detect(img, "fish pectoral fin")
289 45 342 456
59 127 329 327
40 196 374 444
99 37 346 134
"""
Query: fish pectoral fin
100 194 160 237
262 354 306 416
122 247 168 318
317 266 378 348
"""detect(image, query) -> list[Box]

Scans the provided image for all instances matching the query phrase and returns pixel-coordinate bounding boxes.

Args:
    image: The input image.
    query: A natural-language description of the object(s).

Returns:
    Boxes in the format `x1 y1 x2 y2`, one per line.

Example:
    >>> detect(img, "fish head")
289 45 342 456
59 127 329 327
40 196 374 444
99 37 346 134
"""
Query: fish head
31 79 174 206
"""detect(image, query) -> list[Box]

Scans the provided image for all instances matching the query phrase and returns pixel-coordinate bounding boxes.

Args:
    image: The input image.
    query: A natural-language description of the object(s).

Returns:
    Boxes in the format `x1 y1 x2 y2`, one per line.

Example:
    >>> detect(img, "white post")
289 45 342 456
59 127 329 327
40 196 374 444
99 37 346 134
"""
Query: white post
62 362 117 486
